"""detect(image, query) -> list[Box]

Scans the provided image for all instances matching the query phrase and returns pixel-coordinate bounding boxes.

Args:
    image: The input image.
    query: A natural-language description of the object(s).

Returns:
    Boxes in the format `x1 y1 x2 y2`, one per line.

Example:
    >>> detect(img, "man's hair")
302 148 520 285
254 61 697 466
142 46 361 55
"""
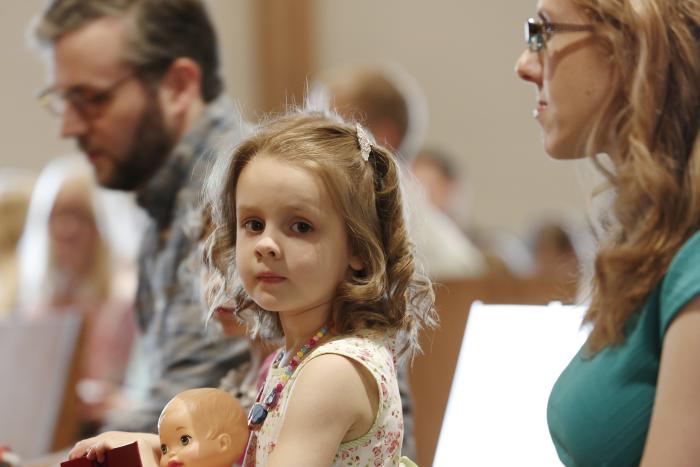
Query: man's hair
35 0 223 102
317 64 428 160
413 147 459 182
203 111 437 358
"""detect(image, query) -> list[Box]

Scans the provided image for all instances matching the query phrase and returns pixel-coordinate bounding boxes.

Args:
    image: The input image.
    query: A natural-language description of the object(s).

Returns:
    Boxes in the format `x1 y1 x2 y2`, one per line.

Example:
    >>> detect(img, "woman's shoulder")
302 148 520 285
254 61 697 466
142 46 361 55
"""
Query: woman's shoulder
659 230 700 335
669 230 700 265
663 230 700 288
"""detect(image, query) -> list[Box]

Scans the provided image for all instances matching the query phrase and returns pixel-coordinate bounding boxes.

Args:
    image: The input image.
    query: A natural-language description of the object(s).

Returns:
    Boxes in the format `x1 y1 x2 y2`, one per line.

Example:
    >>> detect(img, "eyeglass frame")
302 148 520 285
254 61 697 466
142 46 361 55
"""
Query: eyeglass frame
37 73 136 120
524 17 595 53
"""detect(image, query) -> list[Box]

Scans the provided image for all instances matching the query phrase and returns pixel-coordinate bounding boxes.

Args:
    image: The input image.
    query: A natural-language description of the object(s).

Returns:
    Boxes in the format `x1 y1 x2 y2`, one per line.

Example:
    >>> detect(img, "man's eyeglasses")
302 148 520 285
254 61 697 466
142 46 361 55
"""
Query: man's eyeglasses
38 73 135 120
524 17 595 53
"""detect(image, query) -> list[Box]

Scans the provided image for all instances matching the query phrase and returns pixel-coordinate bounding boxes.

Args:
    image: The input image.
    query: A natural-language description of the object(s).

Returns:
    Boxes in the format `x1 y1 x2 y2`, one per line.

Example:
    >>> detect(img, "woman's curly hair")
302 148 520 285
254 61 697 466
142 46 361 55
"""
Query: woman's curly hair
571 0 700 352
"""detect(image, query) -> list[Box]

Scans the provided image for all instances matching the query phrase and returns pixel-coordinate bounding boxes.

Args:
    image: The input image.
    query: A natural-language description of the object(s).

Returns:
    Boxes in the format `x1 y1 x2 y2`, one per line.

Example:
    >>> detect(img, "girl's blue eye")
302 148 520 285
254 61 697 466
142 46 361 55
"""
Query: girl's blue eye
180 434 192 446
160 444 168 454
243 219 264 232
291 221 313 234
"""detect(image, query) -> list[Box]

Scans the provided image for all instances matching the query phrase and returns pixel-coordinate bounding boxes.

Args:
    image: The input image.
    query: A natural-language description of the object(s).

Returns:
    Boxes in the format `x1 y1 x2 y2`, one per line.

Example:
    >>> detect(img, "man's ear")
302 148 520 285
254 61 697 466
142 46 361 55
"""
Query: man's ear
158 57 202 117
216 433 231 452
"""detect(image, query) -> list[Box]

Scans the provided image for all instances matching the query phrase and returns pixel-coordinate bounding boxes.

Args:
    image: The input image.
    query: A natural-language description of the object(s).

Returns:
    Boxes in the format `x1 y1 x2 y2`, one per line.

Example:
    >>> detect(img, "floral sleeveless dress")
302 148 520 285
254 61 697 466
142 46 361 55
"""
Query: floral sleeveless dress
244 330 405 466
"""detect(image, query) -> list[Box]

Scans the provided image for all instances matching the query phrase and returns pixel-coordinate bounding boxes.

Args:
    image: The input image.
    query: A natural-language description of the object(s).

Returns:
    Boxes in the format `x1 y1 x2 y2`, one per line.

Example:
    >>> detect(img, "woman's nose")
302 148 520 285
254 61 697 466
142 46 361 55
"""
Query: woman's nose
515 49 542 85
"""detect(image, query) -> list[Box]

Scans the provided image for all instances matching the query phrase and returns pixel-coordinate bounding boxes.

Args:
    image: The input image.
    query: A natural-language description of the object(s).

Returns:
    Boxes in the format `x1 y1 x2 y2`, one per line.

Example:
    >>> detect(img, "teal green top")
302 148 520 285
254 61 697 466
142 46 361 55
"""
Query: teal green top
548 230 700 467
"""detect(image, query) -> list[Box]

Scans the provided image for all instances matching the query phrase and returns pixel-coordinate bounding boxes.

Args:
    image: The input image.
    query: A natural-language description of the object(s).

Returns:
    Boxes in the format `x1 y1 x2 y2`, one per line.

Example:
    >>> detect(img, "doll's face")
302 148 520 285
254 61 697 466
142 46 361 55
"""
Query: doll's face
159 399 228 467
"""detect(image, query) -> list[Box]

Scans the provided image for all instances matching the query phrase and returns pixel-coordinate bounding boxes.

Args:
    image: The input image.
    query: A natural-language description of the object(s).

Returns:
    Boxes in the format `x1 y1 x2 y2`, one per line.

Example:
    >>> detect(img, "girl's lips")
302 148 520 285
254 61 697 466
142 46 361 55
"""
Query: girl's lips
256 272 286 283
168 461 183 467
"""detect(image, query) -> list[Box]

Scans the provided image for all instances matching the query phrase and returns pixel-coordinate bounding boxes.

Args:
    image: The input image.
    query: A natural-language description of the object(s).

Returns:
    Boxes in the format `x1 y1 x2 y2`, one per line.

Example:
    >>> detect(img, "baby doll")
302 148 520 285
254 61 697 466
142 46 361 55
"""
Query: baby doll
158 388 248 467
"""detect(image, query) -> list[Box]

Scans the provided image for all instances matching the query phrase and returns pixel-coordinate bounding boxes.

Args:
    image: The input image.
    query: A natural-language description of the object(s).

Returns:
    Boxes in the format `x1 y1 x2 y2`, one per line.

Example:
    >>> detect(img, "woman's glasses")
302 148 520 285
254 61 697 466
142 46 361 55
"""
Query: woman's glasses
525 17 594 52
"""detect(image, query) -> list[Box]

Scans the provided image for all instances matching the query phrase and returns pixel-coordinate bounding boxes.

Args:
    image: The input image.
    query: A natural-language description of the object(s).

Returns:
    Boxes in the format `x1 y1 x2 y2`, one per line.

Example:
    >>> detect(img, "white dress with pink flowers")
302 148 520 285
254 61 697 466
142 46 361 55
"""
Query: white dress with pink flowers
244 329 405 466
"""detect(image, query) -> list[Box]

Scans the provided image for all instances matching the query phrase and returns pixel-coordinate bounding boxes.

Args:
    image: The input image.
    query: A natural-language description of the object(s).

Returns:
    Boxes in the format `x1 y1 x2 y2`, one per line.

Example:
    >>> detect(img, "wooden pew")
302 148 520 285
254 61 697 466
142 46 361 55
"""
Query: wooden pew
409 274 577 466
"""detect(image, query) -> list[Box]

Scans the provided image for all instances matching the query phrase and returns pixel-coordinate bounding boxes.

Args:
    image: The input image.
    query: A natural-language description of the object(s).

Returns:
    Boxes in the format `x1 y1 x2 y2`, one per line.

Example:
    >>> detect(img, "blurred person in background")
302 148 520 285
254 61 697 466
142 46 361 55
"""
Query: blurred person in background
17 155 136 436
32 0 250 434
526 218 595 286
314 63 486 281
0 170 34 317
410 147 461 219
530 223 578 279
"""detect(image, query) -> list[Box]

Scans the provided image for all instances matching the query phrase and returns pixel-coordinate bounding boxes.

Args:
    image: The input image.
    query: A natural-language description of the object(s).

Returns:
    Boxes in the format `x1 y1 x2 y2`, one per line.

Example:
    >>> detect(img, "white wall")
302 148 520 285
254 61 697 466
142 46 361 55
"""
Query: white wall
1 1 590 234
314 1 590 233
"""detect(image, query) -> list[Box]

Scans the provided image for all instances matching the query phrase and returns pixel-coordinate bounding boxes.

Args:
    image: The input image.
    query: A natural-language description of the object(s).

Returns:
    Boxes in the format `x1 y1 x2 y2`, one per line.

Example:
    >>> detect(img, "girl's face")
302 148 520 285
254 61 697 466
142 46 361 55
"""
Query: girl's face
516 0 614 158
234 154 361 322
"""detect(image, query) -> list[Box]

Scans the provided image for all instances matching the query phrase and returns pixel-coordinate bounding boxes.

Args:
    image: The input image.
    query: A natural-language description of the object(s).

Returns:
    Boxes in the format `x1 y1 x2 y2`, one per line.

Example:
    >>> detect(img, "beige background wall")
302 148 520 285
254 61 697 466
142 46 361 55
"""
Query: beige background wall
1 1 589 234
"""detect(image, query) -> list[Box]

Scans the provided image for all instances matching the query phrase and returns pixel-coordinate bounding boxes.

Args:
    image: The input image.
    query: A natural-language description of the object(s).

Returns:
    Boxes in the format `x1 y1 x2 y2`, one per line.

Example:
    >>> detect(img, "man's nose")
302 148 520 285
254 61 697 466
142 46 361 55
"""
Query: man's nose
60 103 88 138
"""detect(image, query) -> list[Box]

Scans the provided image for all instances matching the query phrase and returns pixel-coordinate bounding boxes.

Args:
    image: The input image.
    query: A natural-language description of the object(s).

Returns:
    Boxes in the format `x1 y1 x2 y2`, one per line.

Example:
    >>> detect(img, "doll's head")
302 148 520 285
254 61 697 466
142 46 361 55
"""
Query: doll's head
205 111 436 357
158 388 248 467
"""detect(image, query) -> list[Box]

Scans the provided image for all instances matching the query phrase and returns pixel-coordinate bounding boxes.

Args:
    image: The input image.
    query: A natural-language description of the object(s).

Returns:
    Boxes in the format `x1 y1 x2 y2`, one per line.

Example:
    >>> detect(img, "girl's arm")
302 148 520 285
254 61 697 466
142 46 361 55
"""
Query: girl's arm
640 295 700 466
267 353 379 467
68 431 161 467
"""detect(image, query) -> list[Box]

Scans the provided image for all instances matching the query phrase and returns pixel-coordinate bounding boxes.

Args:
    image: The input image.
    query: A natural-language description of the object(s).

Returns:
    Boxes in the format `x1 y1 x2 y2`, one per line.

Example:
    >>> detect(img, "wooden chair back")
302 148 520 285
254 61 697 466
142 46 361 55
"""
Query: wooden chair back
409 274 577 466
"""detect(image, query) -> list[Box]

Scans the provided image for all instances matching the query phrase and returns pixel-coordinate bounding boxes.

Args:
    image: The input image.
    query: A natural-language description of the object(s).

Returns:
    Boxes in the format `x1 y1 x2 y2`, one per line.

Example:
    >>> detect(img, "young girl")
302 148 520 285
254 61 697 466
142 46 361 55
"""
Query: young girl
517 0 700 465
204 111 436 466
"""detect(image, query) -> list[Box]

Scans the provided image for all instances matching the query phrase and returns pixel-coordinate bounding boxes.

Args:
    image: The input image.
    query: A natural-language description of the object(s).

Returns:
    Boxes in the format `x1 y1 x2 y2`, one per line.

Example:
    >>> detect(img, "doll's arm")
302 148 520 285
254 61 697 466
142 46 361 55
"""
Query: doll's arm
267 354 378 466
67 431 160 467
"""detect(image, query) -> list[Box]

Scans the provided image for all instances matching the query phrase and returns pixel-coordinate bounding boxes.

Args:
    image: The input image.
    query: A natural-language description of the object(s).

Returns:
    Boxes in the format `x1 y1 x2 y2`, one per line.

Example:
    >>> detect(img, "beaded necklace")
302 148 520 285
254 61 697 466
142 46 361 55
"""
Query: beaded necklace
247 321 333 430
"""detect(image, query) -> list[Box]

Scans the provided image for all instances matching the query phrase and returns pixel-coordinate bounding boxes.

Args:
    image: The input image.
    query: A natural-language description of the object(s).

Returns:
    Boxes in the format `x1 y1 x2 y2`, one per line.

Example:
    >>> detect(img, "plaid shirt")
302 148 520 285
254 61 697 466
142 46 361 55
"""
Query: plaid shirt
103 96 250 432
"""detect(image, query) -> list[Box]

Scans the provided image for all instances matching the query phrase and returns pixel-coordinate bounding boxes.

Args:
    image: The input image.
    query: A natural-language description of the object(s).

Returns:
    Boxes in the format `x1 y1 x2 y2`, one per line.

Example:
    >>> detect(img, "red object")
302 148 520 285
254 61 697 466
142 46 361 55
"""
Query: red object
60 442 143 467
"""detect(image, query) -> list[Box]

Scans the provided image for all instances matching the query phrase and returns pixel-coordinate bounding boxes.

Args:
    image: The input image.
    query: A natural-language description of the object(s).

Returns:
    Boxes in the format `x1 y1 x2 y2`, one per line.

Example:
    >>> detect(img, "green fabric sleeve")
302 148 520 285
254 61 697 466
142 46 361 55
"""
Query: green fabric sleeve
660 230 700 339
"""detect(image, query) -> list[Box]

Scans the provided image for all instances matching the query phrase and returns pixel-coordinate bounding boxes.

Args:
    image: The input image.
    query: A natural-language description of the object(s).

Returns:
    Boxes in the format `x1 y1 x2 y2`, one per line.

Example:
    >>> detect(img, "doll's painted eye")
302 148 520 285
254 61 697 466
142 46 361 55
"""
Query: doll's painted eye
180 435 192 446
160 444 168 455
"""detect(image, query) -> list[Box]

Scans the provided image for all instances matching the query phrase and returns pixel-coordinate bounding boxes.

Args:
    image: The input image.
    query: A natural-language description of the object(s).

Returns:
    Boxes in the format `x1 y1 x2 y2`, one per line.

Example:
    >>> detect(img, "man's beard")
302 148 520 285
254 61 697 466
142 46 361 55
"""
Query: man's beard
84 96 177 191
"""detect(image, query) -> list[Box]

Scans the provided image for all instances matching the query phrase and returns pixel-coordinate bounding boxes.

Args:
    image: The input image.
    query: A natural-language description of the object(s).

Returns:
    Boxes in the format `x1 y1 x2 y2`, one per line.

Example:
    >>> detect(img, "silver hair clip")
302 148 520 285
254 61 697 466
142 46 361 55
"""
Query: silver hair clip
356 123 372 162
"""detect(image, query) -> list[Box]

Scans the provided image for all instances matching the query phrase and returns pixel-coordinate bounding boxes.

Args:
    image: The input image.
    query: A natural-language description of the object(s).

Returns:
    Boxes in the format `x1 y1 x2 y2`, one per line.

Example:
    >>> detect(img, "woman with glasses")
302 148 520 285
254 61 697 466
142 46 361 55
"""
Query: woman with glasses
516 0 700 466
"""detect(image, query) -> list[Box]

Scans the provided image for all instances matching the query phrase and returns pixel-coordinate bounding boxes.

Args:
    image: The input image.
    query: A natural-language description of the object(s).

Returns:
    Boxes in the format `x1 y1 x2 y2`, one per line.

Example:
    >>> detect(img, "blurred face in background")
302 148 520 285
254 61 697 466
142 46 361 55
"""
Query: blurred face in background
200 252 248 337
48 178 99 277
